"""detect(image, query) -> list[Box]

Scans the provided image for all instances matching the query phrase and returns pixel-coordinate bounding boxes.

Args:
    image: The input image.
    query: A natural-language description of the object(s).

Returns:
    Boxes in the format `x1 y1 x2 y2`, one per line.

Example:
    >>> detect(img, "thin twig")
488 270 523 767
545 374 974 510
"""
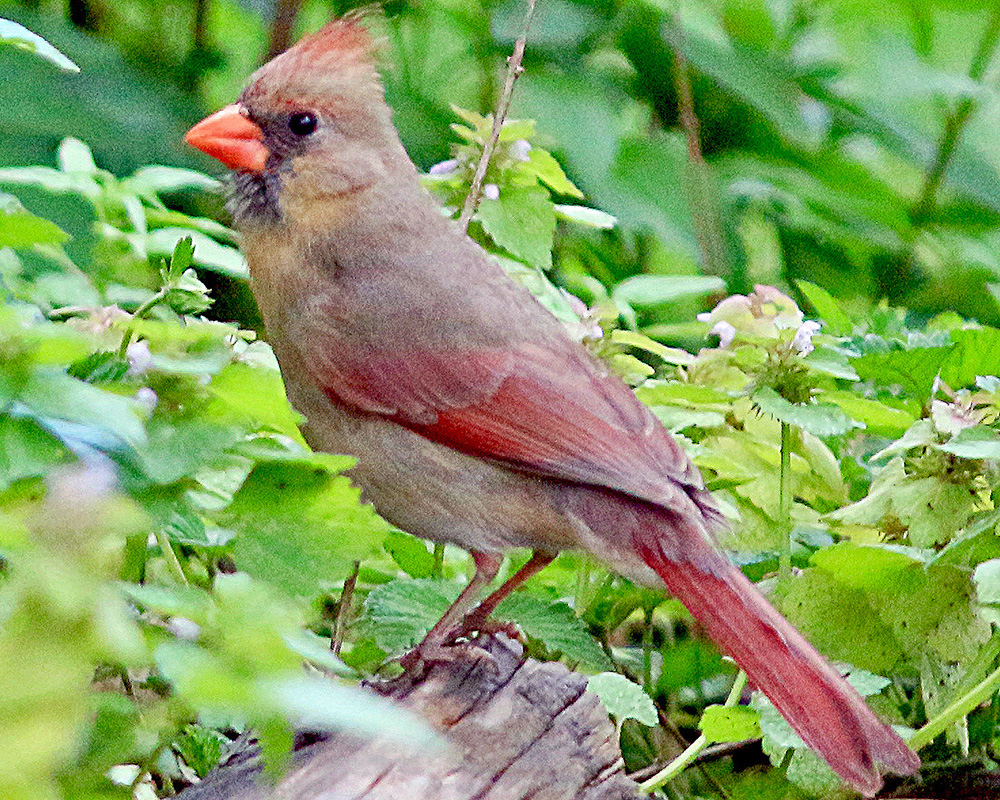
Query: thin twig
912 5 1000 225
332 560 360 656
457 0 537 233
665 15 729 278
267 0 304 60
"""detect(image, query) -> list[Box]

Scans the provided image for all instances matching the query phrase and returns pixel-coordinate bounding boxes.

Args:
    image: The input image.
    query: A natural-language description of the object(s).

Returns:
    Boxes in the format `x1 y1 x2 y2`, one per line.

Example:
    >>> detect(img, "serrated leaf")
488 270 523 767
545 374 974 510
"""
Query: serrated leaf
587 672 657 726
496 593 612 670
363 579 461 653
699 704 761 743
224 459 390 597
752 387 858 437
476 184 554 270
133 419 244 485
850 346 953 400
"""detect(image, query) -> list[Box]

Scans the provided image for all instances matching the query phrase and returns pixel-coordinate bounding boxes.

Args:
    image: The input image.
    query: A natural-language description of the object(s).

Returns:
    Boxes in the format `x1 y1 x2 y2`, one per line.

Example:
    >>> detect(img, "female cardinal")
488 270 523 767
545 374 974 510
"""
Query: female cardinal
186 18 919 794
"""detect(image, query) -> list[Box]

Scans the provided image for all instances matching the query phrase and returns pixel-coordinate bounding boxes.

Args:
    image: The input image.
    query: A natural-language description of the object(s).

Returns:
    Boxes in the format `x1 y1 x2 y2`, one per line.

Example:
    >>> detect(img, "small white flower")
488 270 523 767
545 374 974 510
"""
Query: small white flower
791 320 822 354
511 139 532 162
428 158 460 176
126 340 152 376
135 387 158 413
167 617 201 641
710 320 737 348
483 183 500 201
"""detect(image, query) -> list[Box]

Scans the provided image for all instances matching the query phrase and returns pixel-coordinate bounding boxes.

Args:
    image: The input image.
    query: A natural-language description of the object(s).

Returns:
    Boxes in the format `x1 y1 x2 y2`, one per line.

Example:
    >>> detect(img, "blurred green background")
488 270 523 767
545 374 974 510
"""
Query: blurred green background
3 0 1000 329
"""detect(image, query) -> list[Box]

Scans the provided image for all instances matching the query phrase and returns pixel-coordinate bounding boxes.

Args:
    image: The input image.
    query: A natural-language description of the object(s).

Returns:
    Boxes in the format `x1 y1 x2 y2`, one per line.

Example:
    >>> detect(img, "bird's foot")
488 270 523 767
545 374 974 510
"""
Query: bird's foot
399 635 497 676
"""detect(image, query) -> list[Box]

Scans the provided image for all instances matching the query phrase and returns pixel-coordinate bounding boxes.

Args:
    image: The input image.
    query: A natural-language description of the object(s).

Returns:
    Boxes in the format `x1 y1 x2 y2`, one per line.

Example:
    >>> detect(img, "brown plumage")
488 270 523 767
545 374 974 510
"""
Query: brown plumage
186 19 920 794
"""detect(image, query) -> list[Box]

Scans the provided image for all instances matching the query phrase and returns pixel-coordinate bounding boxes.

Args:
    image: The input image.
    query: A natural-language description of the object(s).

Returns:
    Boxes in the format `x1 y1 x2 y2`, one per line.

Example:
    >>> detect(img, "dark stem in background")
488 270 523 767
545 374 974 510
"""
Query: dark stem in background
458 0 537 233
665 15 730 278
332 560 360 655
192 0 209 53
912 5 1000 225
268 0 304 60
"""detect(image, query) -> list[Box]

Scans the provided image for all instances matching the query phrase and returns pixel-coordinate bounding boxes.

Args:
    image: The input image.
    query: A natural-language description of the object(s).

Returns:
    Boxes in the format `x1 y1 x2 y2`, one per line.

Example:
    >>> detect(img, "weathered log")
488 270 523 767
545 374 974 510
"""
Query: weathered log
176 634 638 800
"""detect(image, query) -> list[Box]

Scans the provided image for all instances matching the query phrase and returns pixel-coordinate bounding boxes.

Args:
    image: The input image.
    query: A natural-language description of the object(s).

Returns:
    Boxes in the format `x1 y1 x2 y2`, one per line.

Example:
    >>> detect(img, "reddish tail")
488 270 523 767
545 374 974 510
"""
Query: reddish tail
635 512 920 795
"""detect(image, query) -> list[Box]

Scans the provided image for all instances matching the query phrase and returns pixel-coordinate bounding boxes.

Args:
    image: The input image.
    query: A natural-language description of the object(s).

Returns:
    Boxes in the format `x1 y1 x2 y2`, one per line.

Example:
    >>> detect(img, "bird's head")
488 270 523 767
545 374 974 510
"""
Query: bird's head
186 17 409 226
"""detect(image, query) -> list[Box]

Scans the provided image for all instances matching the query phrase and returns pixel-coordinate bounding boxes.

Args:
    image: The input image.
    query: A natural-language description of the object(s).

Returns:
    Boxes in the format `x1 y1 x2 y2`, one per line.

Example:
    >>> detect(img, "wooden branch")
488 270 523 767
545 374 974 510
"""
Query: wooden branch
458 0 537 233
175 634 638 800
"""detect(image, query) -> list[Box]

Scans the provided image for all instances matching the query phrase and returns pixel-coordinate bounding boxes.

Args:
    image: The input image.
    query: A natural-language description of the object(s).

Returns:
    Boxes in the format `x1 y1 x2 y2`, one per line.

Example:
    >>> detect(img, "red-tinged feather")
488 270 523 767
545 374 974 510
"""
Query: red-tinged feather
631 515 921 794
314 343 721 521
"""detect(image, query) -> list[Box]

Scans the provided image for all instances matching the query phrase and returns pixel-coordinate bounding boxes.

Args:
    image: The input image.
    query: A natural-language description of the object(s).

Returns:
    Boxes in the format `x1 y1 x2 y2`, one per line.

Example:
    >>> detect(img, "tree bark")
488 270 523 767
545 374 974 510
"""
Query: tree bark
176 634 638 800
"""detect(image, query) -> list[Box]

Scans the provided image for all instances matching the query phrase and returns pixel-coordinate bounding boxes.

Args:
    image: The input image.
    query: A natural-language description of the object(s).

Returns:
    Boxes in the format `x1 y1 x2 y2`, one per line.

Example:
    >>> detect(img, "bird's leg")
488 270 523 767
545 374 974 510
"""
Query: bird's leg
459 550 556 637
400 550 502 672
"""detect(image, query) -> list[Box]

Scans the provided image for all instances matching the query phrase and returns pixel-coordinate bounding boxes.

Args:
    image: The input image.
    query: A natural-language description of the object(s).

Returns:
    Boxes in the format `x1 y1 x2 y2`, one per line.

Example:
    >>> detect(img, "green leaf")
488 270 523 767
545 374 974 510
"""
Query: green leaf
265 675 439 747
0 194 69 247
224 458 390 597
522 148 583 198
495 593 613 670
611 330 696 365
850 346 953 401
127 166 221 196
822 391 916 438
0 414 67 489
587 672 657 726
699 704 761 744
752 387 858 437
795 280 852 337
280 629 353 676
939 426 1000 460
612 275 725 307
383 531 435 579
0 18 78 72
206 361 305 442
363 578 461 653
133 419 244 486
476 184 555 270
940 328 1000 391
553 204 616 229
19 370 145 448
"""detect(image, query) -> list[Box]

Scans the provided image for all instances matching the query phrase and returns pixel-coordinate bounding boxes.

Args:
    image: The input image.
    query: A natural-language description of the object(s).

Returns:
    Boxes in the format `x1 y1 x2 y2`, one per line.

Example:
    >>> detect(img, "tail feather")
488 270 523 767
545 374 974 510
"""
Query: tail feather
633 513 920 796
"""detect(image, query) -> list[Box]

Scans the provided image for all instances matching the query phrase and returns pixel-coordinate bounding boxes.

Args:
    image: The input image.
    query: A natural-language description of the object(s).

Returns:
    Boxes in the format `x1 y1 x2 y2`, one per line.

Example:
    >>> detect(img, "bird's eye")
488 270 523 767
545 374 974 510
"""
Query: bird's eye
288 112 318 136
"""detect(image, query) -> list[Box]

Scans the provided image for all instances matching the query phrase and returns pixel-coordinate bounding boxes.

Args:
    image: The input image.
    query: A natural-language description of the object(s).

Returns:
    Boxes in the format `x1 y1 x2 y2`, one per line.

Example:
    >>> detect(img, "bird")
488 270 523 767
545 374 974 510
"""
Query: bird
185 18 920 795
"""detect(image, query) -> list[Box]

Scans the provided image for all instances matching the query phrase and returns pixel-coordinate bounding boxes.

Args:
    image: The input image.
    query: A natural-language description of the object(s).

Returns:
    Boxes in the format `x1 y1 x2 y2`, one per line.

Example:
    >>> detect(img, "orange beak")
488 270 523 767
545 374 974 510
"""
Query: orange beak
185 104 269 173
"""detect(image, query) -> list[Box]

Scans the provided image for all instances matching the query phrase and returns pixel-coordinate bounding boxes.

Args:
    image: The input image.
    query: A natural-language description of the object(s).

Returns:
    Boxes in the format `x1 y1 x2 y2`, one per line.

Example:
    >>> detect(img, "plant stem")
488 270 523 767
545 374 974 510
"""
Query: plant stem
912 5 1000 225
155 530 189 586
778 421 792 580
432 542 445 579
638 671 748 794
908 661 1000 751
119 287 169 356
664 15 729 278
643 605 655 693
332 560 360 655
458 0 537 232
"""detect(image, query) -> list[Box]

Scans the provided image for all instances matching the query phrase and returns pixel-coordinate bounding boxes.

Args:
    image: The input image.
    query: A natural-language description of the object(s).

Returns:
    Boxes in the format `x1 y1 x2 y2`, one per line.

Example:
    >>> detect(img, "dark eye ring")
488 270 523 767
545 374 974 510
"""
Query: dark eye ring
288 112 318 136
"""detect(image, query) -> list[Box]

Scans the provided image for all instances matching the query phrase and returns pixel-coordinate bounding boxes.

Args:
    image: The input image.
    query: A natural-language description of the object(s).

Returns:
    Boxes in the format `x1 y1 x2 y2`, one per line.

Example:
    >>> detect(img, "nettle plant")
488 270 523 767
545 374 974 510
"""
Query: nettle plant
3 23 1000 797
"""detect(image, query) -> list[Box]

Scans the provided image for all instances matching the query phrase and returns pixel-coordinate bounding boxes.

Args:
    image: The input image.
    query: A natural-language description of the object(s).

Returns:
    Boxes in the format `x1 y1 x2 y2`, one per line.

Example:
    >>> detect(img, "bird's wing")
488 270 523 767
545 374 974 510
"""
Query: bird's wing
299 320 708 512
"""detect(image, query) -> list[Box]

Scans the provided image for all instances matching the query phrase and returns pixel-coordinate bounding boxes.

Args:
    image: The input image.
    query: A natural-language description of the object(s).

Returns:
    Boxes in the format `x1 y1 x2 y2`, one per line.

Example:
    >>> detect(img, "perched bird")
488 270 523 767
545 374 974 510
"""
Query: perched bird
186 18 920 795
